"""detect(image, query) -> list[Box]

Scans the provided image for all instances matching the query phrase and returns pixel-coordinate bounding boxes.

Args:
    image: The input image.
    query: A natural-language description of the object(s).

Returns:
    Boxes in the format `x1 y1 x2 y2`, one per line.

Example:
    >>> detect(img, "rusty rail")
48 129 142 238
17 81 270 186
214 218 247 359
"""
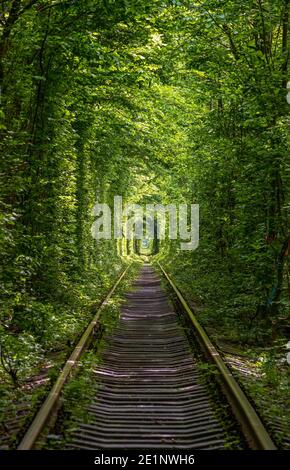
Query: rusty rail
157 262 277 450
18 264 131 450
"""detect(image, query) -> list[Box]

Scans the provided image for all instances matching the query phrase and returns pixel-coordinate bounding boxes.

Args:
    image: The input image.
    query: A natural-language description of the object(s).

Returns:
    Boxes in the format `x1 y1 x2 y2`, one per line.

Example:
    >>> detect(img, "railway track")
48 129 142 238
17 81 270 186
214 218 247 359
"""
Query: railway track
18 263 276 450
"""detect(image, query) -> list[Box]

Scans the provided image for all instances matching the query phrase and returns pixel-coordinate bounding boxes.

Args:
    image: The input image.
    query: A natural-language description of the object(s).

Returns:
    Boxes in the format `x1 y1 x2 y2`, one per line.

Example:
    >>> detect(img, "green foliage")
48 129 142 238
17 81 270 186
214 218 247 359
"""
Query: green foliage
158 0 290 344
0 0 289 446
0 330 43 385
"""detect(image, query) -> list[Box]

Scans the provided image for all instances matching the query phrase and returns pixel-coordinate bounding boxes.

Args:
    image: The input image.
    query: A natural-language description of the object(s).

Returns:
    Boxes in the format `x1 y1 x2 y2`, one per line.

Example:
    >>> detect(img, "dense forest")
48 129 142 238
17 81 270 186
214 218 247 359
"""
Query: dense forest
0 0 289 452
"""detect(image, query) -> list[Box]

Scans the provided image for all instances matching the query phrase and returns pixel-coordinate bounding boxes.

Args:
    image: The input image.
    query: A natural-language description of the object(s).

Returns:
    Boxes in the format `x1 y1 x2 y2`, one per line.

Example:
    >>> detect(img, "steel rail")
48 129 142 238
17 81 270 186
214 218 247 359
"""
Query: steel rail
157 262 277 450
66 264 229 449
18 263 132 450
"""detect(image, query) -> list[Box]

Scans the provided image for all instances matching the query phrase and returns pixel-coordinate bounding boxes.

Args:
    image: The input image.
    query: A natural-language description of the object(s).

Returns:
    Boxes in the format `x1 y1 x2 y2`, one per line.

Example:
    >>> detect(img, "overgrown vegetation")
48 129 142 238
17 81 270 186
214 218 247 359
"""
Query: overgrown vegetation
157 0 290 345
0 0 289 449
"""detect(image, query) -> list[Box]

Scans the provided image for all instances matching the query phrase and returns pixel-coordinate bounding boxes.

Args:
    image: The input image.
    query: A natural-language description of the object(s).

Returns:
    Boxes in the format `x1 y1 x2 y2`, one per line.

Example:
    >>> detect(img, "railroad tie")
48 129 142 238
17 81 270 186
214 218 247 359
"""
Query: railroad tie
68 265 227 449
